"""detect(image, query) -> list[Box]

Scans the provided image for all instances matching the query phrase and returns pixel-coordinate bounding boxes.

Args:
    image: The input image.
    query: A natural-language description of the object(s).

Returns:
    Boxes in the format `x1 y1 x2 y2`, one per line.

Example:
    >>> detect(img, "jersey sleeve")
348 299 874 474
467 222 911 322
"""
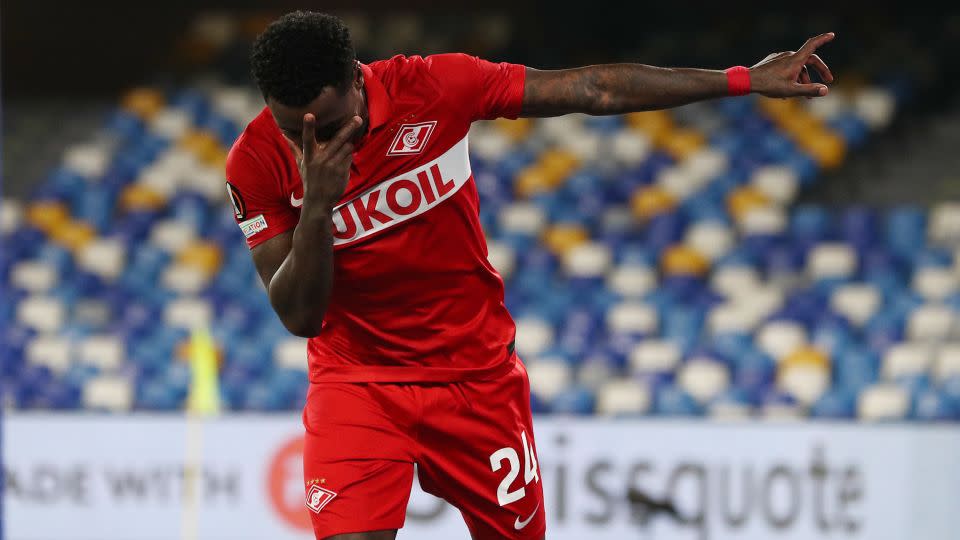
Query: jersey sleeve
224 146 299 249
423 53 527 122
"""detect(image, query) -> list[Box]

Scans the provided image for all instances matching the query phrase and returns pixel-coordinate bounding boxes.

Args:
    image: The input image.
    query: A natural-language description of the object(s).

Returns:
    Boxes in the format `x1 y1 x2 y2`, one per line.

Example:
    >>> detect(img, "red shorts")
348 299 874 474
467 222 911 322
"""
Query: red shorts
301 354 545 540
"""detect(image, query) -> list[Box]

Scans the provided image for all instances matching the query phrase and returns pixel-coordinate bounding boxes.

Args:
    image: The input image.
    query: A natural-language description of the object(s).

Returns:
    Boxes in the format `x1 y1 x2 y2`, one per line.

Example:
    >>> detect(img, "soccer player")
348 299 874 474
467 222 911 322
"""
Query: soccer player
226 11 834 540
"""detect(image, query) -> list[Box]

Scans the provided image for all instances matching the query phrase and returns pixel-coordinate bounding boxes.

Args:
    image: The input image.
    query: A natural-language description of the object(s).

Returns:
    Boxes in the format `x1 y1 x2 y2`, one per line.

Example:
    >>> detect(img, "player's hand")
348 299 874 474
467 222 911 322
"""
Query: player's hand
287 114 362 210
749 32 835 98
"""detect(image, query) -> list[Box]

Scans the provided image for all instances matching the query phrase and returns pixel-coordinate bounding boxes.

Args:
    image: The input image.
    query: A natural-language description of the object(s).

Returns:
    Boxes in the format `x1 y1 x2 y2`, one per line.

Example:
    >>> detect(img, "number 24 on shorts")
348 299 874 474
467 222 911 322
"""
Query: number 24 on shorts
488 431 539 506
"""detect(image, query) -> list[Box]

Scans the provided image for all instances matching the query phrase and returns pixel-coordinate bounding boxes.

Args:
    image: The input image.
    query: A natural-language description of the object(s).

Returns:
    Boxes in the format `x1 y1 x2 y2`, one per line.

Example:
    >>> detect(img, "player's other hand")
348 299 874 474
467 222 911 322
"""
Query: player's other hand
287 114 362 210
749 32 835 98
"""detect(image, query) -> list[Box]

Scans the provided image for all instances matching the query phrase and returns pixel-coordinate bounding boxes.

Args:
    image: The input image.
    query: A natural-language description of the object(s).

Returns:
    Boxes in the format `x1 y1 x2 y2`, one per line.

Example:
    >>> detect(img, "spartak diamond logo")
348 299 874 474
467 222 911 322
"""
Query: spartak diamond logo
387 121 437 156
305 484 337 514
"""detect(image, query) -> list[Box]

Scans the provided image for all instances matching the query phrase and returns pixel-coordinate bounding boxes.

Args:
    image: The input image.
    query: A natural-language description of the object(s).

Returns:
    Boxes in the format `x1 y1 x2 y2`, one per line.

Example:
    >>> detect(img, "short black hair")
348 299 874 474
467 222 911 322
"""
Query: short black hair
250 11 356 107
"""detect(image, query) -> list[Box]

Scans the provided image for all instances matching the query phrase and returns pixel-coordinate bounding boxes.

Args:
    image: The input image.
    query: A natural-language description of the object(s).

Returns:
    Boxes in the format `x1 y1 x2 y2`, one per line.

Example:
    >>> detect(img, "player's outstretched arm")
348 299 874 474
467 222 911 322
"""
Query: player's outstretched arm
250 115 361 338
520 32 834 117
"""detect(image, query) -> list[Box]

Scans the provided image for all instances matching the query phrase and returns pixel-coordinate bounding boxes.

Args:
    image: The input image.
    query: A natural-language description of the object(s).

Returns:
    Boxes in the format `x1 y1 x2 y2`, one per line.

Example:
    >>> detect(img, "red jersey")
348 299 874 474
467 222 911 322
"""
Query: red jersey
225 54 526 383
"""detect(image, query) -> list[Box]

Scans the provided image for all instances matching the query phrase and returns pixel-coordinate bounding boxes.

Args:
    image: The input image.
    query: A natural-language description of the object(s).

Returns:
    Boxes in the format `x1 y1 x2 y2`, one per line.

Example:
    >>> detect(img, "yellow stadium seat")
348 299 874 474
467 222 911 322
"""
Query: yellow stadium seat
781 346 831 370
180 131 222 161
797 130 846 170
727 186 771 221
122 88 164 120
631 185 677 220
626 111 674 145
661 245 709 277
120 184 168 212
516 165 554 198
492 118 533 142
26 202 70 233
539 149 579 180
758 97 802 123
542 224 588 255
50 221 96 252
660 128 705 160
177 241 223 276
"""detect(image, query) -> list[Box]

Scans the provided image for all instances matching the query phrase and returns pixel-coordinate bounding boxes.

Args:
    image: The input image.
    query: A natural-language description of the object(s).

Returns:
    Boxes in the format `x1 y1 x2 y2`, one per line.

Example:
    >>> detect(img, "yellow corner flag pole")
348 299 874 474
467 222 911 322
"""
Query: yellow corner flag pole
182 327 221 540
187 327 221 415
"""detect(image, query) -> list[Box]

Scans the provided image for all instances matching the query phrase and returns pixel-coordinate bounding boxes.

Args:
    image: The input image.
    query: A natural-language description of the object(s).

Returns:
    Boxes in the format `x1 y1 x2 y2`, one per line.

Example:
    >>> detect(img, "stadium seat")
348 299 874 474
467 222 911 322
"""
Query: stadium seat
756 320 807 361
82 375 134 411
882 342 933 380
526 358 574 405
595 378 651 416
677 356 730 404
16 296 66 333
830 283 881 327
274 337 309 371
858 384 910 421
78 335 126 371
26 336 72 374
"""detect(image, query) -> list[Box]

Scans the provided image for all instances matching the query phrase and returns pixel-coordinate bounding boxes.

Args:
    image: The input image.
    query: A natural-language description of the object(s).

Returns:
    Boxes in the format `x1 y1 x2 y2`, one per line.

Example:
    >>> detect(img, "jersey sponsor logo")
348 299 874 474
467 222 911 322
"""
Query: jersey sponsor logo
239 214 268 238
226 182 246 220
305 484 337 514
514 502 540 530
387 121 437 156
290 192 303 208
331 135 471 247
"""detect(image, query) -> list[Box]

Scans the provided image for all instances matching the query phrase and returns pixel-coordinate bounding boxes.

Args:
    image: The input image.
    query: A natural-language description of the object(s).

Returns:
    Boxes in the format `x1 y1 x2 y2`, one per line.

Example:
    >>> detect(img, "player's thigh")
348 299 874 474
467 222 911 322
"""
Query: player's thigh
417 358 546 540
303 383 418 539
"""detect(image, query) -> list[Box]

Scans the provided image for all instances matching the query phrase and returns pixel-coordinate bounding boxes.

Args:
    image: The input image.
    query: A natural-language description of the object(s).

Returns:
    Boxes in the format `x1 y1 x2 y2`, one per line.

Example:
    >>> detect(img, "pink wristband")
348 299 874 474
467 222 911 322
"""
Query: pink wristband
725 66 751 96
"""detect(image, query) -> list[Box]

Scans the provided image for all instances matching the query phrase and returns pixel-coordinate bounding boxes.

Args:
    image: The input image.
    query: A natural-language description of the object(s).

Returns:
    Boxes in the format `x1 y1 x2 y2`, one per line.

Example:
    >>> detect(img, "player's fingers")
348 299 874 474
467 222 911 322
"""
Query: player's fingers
330 142 356 168
797 32 835 58
301 113 318 160
322 116 362 156
805 54 834 83
798 66 812 85
794 82 829 97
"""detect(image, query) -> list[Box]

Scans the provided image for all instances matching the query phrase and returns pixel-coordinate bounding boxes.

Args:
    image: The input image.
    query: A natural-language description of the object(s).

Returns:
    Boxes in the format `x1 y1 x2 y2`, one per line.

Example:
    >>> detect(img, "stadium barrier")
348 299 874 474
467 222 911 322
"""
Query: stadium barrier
5 415 960 540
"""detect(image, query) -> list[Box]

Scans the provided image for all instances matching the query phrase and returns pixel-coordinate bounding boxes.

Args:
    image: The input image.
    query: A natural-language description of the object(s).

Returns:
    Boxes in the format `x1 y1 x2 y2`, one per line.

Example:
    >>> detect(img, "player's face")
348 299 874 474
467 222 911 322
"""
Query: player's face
269 66 368 148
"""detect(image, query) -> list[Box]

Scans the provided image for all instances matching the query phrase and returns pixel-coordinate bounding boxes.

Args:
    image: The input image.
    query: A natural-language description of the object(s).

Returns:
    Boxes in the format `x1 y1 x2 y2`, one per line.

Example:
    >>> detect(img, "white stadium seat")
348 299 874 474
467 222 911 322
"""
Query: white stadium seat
806 91 846 121
752 165 799 205
537 115 584 144
486 240 516 279
913 267 958 301
657 166 703 201
83 376 134 412
709 400 752 421
596 378 651 416
163 298 213 331
78 335 126 371
469 125 512 161
564 242 613 278
26 336 72 374
678 359 730 404
1 198 22 235
525 359 573 402
606 302 658 335
629 340 681 374
11 261 58 293
934 344 960 382
138 167 180 199
928 202 960 246
882 342 933 379
907 304 956 342
707 303 759 335
778 364 830 406
149 219 197 253
682 149 728 182
274 337 310 371
17 296 66 334
498 203 547 236
756 320 807 361
685 222 734 261
161 263 210 295
559 129 602 162
64 142 111 179
150 107 193 139
807 243 857 280
577 359 614 390
607 264 657 298
514 317 555 358
830 284 880 327
78 238 126 281
610 130 651 166
854 87 896 130
858 384 909 421
711 266 761 299
740 206 787 235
